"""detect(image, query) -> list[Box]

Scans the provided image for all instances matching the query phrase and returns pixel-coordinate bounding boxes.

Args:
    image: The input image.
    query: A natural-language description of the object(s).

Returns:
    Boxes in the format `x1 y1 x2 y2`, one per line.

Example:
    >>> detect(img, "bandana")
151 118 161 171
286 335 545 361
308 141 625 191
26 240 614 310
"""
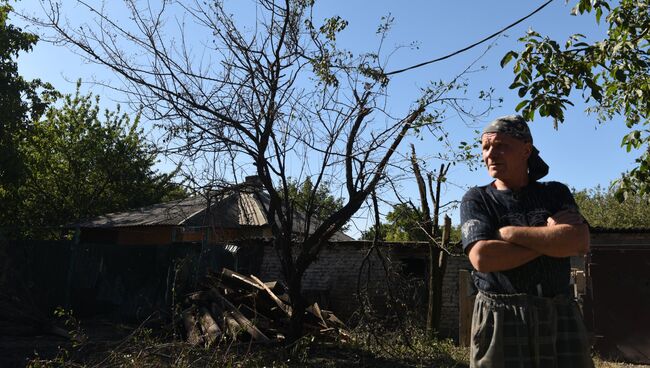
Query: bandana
482 115 549 181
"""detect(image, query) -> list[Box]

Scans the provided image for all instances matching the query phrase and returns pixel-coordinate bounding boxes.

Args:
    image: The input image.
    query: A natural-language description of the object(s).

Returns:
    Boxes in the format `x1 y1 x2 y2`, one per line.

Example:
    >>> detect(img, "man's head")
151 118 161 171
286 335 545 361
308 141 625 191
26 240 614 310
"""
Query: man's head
481 115 548 187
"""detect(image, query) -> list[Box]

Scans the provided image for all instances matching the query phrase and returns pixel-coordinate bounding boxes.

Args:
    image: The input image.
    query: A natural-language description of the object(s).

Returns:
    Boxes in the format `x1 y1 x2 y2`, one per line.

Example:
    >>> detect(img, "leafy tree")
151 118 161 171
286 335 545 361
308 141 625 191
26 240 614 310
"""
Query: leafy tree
3 83 185 239
362 204 462 243
501 0 649 198
283 177 348 232
0 0 57 224
574 184 650 228
362 203 429 242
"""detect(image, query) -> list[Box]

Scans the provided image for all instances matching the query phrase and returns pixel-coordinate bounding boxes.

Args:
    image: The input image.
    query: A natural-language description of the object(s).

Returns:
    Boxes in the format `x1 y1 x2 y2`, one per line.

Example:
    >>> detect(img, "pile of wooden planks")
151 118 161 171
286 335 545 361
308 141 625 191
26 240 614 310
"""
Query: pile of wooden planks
182 268 348 345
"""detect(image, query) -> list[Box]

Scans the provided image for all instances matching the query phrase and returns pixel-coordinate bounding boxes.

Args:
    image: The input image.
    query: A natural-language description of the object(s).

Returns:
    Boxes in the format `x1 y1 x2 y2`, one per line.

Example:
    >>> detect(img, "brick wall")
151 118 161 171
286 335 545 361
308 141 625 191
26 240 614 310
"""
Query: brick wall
259 241 401 319
439 252 473 337
259 240 472 340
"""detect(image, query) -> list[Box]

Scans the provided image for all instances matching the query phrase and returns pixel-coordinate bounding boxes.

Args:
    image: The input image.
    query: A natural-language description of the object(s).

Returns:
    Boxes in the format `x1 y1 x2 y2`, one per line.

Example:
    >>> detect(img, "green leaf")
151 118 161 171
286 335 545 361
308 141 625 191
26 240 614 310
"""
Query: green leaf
500 51 518 68
615 69 626 82
515 100 529 112
539 104 548 117
613 188 625 203
518 87 528 98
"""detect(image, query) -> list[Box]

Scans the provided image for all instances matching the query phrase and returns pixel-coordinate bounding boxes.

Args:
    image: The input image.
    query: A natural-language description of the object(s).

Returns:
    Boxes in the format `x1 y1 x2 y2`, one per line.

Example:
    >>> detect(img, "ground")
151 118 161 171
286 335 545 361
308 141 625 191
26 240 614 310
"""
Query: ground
2 319 648 368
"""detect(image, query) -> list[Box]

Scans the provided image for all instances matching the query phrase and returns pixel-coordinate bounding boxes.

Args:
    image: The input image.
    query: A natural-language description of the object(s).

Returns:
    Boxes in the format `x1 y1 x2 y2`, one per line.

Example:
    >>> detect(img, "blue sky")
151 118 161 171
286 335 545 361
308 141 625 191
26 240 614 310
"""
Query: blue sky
14 1 638 235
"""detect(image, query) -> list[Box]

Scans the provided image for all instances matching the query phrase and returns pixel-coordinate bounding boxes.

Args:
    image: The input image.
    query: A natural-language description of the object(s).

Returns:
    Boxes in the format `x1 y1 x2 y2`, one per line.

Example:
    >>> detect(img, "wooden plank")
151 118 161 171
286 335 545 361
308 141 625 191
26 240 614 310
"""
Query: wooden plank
227 308 270 342
458 269 475 347
209 302 226 331
209 299 243 338
223 314 242 338
213 289 271 342
219 268 264 292
198 306 221 345
306 302 327 328
182 305 203 346
249 274 292 317
321 310 347 330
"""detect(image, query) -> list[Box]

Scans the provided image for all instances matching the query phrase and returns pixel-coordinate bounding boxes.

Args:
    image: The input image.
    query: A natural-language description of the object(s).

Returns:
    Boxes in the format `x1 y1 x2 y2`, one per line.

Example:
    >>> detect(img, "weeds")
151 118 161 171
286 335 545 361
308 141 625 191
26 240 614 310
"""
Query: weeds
23 314 469 368
21 314 643 367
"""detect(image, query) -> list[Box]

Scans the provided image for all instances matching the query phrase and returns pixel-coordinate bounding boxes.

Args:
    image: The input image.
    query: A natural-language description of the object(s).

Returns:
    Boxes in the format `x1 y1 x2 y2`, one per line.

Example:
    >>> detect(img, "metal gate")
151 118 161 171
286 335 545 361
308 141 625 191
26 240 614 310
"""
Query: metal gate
585 244 650 364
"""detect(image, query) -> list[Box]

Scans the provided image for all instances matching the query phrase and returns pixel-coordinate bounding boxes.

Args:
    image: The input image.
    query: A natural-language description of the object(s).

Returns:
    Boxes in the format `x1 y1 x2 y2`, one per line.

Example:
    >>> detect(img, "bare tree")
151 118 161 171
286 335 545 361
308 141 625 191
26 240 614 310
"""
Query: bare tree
31 0 490 339
409 145 453 335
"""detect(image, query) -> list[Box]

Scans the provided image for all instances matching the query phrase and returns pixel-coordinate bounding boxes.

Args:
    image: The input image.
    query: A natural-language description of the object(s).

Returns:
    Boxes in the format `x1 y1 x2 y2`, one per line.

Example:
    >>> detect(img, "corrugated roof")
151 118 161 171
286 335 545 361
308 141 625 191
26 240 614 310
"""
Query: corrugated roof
74 186 353 241
238 191 269 226
76 190 269 228
75 196 208 227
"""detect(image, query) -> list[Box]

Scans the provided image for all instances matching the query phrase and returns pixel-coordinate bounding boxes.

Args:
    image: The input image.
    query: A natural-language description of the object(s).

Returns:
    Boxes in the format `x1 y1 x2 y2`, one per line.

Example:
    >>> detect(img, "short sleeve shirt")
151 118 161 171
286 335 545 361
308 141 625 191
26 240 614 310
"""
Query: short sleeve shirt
460 181 580 297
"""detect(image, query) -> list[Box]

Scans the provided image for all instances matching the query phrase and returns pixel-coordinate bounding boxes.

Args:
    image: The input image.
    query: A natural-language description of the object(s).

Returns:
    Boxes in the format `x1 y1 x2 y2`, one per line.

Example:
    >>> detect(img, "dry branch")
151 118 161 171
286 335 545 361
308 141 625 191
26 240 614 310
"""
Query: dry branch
182 268 348 344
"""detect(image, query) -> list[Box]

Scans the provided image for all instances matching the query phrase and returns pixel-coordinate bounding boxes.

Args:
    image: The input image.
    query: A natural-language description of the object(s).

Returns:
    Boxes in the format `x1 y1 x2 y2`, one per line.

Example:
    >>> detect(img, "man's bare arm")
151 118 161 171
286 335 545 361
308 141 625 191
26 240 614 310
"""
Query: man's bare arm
467 239 541 272
497 210 590 257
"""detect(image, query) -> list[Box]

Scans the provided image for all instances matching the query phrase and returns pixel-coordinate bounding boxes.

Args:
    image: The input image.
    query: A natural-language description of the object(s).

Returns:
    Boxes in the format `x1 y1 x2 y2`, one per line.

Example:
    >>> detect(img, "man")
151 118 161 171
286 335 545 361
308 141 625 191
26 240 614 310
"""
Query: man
460 115 593 367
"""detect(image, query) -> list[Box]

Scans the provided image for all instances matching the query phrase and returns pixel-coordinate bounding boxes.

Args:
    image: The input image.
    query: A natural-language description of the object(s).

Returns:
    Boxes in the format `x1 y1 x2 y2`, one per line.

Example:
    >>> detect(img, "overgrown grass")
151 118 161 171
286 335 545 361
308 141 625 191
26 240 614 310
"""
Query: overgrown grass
22 319 647 368
593 356 649 368
23 317 469 368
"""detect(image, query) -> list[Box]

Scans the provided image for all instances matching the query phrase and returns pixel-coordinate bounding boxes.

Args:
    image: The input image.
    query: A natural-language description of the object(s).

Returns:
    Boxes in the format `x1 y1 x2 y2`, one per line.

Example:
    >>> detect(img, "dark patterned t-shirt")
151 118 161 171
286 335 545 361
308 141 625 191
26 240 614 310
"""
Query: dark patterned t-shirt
460 181 579 297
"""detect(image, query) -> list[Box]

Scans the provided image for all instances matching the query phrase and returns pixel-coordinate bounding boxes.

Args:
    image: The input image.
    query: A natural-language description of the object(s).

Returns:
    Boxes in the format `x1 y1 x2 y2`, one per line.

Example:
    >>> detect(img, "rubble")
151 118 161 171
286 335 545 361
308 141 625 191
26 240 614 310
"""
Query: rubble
181 268 348 345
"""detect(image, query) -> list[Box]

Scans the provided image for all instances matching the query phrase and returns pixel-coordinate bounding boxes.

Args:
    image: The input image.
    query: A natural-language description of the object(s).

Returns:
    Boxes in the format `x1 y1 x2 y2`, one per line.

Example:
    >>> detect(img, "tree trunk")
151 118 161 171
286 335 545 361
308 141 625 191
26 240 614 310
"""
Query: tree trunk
424 162 450 336
431 216 451 332
287 274 306 342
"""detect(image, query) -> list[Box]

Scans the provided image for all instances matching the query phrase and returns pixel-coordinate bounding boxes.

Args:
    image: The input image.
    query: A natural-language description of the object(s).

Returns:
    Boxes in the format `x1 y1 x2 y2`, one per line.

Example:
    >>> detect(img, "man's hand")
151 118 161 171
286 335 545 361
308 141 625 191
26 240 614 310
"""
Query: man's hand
467 239 541 272
497 209 590 257
547 209 584 226
470 209 590 272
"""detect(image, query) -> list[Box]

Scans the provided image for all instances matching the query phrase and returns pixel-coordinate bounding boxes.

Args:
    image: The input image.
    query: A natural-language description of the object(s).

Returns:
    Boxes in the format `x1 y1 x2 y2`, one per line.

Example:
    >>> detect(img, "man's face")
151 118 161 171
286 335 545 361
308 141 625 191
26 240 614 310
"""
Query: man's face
481 132 532 182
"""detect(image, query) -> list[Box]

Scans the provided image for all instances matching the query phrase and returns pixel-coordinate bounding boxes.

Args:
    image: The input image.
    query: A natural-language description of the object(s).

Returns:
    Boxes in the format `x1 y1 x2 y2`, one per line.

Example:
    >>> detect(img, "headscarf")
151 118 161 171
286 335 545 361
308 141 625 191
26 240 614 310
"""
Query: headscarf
482 114 549 181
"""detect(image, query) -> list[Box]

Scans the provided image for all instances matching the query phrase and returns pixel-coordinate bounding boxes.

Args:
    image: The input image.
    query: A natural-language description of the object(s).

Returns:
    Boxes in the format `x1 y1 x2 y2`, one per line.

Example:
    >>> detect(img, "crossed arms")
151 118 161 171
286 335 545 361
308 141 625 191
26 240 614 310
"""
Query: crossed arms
467 209 590 273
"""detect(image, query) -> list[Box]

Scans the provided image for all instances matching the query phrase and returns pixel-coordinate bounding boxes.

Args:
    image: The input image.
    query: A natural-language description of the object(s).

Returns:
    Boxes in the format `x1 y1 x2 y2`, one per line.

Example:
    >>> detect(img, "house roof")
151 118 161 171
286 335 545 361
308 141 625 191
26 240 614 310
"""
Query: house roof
75 195 208 228
75 184 353 241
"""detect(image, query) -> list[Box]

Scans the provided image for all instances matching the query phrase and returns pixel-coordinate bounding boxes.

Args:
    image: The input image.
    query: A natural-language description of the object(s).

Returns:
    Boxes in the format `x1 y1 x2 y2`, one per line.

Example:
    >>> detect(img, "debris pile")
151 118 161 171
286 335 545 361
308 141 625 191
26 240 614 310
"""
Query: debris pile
182 268 348 345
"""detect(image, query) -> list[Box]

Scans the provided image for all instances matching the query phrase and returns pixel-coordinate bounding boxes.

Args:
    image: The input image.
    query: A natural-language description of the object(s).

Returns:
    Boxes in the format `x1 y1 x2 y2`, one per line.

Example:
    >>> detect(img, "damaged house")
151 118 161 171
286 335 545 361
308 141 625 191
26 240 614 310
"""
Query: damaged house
61 176 353 319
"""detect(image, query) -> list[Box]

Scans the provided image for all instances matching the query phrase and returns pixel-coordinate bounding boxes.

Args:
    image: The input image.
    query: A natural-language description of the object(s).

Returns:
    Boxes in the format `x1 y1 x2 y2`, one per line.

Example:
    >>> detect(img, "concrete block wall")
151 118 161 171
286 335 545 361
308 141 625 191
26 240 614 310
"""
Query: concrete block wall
259 242 395 319
259 241 472 340
439 254 473 338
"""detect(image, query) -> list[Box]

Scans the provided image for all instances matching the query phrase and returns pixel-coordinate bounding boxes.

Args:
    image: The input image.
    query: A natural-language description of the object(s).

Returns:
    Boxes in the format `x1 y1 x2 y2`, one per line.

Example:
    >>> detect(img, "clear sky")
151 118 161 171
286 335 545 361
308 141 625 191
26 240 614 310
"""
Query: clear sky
14 1 638 236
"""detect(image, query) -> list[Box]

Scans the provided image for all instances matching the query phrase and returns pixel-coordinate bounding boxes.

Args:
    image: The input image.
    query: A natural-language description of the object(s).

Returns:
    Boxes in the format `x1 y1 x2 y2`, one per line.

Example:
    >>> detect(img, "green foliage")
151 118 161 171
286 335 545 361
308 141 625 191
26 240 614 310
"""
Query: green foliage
0 0 57 186
503 0 649 197
348 320 469 367
383 203 429 242
362 203 461 243
283 177 347 230
574 184 650 228
2 83 185 239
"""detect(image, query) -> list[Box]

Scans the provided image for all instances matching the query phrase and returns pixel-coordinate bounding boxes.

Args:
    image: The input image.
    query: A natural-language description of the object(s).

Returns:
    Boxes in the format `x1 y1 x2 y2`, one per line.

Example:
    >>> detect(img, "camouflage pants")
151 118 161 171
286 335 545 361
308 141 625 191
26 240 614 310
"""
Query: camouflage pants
470 291 594 368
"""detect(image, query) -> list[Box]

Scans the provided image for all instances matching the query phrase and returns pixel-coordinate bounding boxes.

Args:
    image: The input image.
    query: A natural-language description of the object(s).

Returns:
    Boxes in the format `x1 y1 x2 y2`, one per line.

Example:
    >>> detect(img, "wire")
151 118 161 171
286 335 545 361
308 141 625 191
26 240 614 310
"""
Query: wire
384 0 554 76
